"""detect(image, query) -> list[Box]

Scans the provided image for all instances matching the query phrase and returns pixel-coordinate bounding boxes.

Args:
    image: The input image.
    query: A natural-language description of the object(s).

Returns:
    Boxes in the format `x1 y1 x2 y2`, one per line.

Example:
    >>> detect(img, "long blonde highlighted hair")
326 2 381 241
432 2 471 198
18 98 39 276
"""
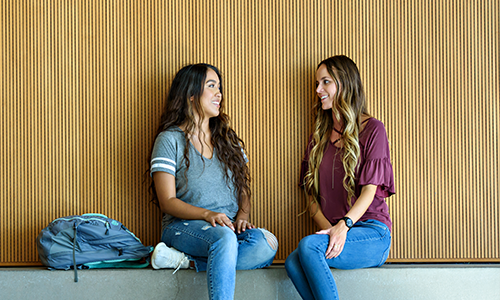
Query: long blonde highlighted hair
304 55 369 212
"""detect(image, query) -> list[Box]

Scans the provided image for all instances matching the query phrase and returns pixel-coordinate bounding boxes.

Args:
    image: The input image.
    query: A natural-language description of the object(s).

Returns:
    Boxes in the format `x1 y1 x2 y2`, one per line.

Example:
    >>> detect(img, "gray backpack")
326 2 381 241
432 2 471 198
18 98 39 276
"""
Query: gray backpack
36 213 153 282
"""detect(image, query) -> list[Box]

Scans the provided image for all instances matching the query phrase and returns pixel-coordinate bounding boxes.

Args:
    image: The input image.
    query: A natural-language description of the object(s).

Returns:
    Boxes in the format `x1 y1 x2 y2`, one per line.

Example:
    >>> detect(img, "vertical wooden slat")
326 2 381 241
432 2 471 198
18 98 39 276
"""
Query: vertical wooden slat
0 0 498 265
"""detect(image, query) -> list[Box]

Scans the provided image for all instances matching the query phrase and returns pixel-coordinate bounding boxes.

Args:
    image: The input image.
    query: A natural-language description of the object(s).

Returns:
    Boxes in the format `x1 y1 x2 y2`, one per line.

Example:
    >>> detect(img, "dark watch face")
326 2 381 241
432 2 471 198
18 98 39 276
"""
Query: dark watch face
343 217 353 228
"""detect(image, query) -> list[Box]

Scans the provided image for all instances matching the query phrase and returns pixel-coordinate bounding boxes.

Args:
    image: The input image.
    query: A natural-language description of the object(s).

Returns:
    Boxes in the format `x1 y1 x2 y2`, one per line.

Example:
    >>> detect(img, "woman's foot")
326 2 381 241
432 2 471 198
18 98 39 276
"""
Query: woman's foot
151 242 190 273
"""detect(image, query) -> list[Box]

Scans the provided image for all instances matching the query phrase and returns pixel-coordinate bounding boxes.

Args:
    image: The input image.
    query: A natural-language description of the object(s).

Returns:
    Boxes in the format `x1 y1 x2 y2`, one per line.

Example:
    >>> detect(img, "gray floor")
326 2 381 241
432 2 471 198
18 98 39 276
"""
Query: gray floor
1 264 499 299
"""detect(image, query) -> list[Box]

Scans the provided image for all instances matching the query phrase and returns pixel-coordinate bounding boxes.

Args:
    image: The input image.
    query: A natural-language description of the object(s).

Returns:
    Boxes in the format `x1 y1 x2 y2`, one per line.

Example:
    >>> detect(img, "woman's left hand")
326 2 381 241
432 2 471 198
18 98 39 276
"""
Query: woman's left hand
233 218 255 234
316 222 349 259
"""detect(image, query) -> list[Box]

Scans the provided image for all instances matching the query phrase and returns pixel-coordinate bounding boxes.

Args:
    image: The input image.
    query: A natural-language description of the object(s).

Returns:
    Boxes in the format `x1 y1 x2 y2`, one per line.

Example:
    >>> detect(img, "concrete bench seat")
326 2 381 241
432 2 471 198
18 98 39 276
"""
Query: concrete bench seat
1 264 499 299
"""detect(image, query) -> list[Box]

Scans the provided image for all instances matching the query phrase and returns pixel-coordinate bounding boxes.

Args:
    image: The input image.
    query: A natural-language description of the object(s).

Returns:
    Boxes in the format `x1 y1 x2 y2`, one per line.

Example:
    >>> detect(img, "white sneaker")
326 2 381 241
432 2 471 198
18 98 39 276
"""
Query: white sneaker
151 242 190 273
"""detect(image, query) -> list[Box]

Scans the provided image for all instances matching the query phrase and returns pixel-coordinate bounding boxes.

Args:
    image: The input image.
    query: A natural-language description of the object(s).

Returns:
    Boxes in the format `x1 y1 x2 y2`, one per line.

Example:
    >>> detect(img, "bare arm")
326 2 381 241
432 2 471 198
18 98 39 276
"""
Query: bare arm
316 184 378 258
343 184 378 225
308 196 333 230
153 171 235 231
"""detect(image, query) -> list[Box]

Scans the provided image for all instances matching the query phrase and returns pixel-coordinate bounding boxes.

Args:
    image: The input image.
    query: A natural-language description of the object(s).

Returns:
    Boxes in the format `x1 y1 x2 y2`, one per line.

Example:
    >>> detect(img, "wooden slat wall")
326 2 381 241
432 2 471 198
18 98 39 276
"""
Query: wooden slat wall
1 0 498 265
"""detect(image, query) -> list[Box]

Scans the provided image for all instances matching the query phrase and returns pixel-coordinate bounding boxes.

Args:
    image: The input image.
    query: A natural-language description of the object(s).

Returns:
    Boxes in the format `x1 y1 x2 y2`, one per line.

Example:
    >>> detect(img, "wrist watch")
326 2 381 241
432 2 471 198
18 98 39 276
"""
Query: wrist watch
340 217 353 229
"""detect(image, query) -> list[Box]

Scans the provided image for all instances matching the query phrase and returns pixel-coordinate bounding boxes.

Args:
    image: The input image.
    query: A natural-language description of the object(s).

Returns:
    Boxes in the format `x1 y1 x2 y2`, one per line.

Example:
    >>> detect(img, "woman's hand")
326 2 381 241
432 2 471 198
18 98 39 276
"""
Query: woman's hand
233 218 255 234
316 222 349 259
313 185 378 259
234 192 254 234
202 210 235 231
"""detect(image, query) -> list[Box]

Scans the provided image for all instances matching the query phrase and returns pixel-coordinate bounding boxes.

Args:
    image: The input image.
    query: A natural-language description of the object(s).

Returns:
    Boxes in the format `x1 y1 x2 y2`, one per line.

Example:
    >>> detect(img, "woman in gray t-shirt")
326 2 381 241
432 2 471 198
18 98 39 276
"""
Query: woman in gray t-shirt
148 63 278 300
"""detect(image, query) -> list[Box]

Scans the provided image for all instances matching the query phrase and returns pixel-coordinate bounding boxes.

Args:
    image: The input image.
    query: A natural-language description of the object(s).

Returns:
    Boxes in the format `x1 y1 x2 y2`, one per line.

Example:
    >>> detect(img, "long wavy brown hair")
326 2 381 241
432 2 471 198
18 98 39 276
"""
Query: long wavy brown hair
147 63 251 210
304 55 369 211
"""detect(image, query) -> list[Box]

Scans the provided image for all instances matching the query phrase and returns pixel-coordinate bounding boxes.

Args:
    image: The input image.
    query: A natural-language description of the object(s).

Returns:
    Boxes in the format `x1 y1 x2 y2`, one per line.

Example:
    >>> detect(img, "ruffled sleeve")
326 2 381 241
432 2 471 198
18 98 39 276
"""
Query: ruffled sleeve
359 157 395 197
358 119 395 198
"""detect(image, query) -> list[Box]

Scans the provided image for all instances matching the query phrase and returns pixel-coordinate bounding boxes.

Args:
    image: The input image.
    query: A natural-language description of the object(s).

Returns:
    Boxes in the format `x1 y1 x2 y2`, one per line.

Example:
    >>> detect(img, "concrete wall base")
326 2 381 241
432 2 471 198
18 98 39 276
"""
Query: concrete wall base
1 264 499 299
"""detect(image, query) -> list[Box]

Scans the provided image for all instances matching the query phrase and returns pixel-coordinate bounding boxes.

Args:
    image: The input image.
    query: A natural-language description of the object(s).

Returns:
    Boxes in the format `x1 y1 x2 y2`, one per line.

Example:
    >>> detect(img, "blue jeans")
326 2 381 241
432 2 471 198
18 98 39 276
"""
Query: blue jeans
285 219 391 300
162 219 278 300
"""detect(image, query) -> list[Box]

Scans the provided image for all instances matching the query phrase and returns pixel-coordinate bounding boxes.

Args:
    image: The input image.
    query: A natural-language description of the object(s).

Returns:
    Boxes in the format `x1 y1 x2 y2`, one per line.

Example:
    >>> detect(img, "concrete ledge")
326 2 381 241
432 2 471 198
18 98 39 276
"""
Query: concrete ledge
1 264 499 299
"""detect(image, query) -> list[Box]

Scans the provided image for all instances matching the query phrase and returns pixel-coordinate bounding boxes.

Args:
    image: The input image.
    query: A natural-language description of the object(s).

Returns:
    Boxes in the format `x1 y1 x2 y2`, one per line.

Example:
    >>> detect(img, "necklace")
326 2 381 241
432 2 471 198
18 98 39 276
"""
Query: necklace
332 127 342 189
331 127 342 144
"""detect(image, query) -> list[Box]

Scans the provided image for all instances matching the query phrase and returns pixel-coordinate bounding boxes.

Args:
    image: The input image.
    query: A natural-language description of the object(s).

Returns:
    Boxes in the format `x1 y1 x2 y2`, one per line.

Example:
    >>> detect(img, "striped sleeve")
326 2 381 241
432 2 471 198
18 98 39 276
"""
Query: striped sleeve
150 132 178 176
150 157 176 174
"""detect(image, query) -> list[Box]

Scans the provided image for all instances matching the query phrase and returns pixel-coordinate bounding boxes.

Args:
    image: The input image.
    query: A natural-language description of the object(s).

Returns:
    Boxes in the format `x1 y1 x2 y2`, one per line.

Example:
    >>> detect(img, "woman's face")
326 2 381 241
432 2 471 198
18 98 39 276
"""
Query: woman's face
315 64 338 110
196 68 222 120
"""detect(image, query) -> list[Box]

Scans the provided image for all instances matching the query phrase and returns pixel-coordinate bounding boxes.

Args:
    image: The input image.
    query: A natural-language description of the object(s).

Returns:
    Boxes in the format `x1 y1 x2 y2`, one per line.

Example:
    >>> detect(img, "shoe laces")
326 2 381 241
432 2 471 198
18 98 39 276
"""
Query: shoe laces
172 256 189 274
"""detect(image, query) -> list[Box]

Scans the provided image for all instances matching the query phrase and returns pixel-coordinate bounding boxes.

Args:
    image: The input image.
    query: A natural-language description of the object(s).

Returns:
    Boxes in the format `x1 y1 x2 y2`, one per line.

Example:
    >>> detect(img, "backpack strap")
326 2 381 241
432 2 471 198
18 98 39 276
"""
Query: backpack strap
82 213 108 218
84 259 150 269
73 223 78 282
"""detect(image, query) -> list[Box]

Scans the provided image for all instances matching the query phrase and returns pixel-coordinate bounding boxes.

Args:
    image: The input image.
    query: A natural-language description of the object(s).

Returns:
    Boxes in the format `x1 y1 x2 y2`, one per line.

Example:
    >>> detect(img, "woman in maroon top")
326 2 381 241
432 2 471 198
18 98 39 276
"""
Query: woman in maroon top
285 55 395 300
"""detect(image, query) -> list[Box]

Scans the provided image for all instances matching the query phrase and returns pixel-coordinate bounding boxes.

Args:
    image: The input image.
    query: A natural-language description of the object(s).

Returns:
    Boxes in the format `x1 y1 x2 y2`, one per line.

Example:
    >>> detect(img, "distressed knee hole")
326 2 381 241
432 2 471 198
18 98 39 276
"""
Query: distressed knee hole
175 232 181 235
258 228 278 251
201 225 211 231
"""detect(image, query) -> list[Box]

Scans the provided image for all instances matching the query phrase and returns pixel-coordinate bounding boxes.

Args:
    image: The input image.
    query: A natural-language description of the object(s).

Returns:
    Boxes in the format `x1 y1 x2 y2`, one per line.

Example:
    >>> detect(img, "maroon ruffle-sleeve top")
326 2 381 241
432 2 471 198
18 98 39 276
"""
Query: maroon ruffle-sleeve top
299 118 395 231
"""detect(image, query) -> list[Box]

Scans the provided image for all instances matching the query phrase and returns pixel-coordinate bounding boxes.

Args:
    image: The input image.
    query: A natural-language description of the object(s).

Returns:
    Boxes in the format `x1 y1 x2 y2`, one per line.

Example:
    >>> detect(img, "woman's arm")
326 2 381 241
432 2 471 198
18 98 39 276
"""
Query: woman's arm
153 171 235 231
308 196 333 230
233 192 255 234
343 184 377 225
316 184 377 259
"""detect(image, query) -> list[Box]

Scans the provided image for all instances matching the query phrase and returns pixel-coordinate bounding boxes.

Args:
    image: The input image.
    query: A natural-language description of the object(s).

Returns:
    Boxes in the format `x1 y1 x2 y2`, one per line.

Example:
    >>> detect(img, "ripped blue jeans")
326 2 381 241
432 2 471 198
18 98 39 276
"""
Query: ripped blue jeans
161 219 278 300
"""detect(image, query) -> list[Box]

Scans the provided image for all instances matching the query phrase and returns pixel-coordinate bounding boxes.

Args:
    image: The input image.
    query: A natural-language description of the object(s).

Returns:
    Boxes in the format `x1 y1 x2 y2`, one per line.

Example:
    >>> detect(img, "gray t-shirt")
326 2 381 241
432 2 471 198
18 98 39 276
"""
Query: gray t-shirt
150 126 242 231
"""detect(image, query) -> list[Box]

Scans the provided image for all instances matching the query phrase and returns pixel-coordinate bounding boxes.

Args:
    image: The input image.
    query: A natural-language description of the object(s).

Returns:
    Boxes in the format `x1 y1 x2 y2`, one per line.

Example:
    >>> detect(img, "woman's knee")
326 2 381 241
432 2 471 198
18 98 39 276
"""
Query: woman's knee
256 228 278 264
284 249 299 272
211 226 238 251
247 228 278 262
257 228 279 251
235 228 277 269
297 234 327 255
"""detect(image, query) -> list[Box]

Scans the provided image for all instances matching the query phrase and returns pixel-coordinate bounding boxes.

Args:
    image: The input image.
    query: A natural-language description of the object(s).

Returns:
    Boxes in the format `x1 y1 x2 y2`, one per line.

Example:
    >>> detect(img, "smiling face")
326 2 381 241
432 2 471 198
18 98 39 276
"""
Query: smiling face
196 68 222 120
315 63 338 111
